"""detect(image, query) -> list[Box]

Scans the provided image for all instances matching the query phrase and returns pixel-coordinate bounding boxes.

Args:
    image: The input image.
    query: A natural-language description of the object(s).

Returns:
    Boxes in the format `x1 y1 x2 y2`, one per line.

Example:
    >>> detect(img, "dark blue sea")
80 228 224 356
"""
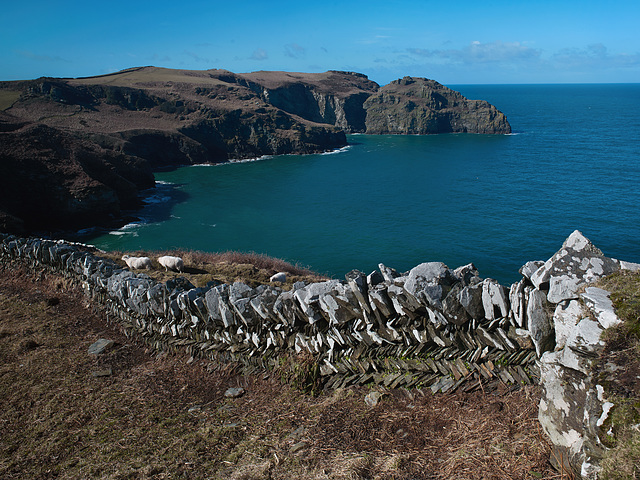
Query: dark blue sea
78 84 640 285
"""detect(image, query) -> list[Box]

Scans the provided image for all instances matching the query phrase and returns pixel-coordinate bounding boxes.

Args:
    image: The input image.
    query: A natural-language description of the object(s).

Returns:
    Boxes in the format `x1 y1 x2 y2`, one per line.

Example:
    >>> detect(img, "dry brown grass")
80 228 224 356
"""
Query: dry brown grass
0 260 557 479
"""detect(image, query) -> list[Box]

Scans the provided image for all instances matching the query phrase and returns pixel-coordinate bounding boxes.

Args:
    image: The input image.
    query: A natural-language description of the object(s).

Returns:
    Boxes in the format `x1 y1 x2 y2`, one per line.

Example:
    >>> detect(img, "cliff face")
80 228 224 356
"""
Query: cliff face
363 77 512 134
0 113 154 234
0 67 511 234
238 70 379 133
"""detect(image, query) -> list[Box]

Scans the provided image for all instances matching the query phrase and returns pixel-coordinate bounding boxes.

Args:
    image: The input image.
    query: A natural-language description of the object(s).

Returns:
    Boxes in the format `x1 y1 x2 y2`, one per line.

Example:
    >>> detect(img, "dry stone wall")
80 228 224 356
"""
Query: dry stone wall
1 230 638 478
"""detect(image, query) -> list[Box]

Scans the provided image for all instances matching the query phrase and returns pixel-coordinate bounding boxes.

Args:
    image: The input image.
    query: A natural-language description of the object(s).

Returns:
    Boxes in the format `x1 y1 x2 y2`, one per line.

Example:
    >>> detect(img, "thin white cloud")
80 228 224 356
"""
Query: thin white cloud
250 48 268 61
408 41 540 64
183 50 215 64
16 50 71 63
284 43 306 58
552 43 640 69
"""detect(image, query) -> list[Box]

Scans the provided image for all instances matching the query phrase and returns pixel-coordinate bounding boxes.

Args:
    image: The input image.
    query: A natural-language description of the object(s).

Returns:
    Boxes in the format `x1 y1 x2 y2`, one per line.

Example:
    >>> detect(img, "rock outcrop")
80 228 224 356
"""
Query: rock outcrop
364 77 511 134
0 112 154 234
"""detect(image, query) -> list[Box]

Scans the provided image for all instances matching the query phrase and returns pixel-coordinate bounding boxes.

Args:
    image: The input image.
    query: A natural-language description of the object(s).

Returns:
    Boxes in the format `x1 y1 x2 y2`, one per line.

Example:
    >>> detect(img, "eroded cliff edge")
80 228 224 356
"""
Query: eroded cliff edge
0 67 511 233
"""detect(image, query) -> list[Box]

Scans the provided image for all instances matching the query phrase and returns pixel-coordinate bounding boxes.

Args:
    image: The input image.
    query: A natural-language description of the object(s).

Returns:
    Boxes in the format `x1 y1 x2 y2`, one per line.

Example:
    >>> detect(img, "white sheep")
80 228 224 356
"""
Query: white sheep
270 272 287 283
158 255 184 272
121 254 152 270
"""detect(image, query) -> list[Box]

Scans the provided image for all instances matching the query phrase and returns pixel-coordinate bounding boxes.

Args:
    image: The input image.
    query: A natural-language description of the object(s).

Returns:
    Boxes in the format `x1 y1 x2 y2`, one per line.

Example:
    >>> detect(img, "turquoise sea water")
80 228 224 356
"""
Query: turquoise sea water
78 84 640 285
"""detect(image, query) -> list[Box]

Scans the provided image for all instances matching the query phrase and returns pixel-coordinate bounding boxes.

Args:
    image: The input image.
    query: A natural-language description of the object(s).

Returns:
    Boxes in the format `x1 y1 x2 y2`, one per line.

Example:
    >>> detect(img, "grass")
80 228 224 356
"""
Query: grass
0 90 21 110
594 271 640 479
0 259 557 479
99 248 329 288
69 67 229 87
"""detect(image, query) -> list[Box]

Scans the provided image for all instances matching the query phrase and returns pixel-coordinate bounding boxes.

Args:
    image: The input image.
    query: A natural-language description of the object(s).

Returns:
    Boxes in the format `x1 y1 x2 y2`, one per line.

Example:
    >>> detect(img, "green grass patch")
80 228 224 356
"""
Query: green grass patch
594 271 640 479
0 90 21 110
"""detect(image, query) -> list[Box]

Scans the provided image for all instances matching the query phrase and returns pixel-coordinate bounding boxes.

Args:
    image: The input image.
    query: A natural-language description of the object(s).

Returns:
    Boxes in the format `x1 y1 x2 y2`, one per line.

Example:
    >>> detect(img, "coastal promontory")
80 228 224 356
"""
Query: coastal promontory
0 67 511 233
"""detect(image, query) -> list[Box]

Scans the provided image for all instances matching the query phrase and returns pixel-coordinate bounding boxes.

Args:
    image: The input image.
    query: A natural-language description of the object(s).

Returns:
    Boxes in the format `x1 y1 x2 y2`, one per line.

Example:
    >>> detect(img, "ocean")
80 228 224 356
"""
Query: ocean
77 84 640 285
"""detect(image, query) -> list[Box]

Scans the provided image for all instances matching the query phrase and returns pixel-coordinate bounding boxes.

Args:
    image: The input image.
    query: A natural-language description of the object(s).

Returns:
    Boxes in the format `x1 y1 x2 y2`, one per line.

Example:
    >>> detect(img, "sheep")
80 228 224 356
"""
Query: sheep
121 254 152 270
269 272 287 283
157 255 184 273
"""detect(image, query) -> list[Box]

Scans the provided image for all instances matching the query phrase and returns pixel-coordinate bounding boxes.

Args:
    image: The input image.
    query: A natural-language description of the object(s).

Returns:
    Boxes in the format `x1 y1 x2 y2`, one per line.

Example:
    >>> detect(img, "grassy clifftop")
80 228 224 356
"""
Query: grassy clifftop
0 255 554 479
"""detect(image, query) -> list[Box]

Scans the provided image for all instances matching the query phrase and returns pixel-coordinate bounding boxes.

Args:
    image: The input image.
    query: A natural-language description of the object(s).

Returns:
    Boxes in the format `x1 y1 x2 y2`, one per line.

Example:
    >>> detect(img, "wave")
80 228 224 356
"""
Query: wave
143 194 172 205
320 145 351 155
108 219 147 236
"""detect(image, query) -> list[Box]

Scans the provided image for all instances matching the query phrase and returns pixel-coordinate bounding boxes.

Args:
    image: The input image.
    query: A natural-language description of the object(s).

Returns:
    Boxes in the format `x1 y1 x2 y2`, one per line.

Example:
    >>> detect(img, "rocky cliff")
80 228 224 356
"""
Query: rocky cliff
0 112 154 234
364 77 511 134
0 67 511 234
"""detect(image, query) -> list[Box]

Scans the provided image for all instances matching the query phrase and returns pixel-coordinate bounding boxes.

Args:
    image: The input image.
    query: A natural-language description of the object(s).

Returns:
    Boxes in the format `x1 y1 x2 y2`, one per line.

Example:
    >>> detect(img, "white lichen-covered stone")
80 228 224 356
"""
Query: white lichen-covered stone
538 357 588 463
547 275 583 304
530 230 620 291
553 300 585 350
559 318 605 374
580 287 622 329
509 279 526 328
620 260 640 271
481 279 509 320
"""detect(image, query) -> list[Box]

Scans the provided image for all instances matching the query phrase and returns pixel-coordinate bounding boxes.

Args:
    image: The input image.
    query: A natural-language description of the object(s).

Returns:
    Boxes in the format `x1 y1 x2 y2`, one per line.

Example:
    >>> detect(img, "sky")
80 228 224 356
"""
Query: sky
1 0 639 85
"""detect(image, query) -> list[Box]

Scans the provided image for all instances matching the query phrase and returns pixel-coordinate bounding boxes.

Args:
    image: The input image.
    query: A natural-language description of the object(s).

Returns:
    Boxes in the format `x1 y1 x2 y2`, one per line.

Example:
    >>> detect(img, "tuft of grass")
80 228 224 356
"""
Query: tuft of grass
594 271 640 479
598 270 640 339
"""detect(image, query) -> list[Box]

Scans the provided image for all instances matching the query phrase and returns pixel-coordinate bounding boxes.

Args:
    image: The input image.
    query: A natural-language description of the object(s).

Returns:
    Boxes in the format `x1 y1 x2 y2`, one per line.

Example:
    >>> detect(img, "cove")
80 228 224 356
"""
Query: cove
80 84 640 285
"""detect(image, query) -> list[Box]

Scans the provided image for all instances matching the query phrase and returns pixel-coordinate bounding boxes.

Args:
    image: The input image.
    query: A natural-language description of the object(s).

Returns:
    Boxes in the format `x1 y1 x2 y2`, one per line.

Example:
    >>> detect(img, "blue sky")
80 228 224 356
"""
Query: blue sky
2 0 639 85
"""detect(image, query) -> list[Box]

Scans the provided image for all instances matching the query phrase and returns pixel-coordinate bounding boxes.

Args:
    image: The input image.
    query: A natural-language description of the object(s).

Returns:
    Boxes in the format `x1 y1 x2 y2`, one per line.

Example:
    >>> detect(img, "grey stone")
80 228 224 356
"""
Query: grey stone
346 269 371 314
387 284 422 317
378 263 401 283
452 263 480 285
270 272 287 282
367 270 385 287
559 318 605 374
519 260 545 282
403 262 456 309
224 387 245 398
88 338 115 355
509 280 526 328
364 391 384 407
458 283 484 320
442 283 471 326
620 260 640 272
527 288 555 357
368 284 394 318
547 275 583 304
